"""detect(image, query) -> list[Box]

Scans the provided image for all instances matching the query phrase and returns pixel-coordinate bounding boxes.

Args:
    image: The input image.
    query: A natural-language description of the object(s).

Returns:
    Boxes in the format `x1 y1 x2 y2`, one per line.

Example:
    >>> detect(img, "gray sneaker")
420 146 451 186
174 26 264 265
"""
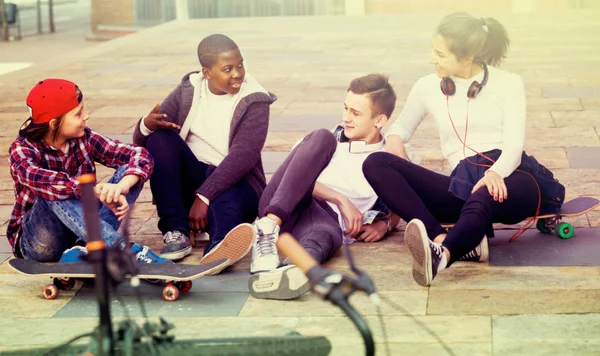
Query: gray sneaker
248 265 311 300
160 231 192 261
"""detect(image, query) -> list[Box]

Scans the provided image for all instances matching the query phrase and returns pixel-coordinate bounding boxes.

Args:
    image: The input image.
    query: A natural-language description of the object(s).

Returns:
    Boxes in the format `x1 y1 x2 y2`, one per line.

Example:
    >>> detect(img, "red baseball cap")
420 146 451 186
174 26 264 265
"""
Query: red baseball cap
19 79 83 137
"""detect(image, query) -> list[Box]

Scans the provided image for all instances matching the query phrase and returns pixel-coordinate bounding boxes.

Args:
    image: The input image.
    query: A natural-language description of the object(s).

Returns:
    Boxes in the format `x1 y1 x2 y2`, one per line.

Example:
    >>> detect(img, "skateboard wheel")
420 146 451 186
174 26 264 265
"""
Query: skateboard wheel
536 219 551 234
163 284 180 302
42 284 59 300
54 278 75 290
555 222 574 239
180 280 192 293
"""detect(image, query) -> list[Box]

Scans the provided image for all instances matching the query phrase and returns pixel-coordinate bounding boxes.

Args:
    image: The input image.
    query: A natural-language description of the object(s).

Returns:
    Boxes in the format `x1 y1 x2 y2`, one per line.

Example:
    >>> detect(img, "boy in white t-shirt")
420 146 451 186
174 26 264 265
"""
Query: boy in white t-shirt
244 74 405 300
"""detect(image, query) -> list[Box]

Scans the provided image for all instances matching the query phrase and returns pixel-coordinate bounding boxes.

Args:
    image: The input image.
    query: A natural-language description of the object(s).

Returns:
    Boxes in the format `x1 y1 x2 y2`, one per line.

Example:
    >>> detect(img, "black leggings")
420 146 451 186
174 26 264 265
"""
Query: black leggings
363 152 539 264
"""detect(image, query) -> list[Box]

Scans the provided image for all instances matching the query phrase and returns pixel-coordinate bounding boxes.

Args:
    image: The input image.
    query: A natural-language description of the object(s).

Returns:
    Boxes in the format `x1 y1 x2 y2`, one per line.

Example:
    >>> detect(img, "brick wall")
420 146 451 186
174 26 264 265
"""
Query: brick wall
91 0 135 30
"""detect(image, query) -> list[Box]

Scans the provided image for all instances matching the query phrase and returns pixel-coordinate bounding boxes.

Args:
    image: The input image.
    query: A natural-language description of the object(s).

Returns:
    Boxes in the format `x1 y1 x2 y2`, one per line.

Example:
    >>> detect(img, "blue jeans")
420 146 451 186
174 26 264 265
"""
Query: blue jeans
146 130 259 255
19 166 144 262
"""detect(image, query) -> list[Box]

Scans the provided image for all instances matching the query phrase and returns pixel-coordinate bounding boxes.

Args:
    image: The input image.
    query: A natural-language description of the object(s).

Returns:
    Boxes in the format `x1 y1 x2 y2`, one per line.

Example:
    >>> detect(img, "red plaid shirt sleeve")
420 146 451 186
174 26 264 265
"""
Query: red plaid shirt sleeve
87 130 153 182
9 143 80 200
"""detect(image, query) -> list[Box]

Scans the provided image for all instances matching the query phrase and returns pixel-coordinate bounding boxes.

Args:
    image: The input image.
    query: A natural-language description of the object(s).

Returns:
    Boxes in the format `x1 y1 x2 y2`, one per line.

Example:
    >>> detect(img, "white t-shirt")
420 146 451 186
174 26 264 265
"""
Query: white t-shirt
185 79 235 167
316 137 385 236
386 65 526 178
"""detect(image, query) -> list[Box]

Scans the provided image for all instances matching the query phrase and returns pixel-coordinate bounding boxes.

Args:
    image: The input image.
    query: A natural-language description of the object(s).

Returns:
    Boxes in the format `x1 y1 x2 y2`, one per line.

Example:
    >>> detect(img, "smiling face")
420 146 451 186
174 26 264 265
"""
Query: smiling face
430 34 469 78
55 101 89 139
342 91 386 143
202 48 245 95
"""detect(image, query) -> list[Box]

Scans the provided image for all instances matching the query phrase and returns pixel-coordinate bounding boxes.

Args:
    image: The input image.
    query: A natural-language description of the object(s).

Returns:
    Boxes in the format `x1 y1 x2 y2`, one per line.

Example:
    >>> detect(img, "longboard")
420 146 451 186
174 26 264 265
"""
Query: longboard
441 196 600 239
8 258 229 301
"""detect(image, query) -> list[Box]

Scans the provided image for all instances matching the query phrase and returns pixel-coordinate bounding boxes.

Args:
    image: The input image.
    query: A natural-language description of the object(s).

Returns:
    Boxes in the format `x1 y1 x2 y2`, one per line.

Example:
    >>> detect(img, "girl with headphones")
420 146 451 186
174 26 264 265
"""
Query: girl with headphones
362 12 564 287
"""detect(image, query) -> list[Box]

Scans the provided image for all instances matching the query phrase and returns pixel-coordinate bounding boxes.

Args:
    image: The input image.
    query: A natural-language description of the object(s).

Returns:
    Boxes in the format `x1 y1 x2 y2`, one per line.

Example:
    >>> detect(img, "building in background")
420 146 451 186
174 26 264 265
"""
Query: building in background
91 0 597 33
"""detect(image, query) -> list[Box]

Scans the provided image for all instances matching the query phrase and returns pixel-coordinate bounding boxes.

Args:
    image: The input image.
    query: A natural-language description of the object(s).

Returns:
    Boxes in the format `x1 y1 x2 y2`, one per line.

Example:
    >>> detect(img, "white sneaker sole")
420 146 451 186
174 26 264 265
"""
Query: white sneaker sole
479 235 489 262
199 223 254 275
159 245 192 261
404 219 432 287
248 266 311 300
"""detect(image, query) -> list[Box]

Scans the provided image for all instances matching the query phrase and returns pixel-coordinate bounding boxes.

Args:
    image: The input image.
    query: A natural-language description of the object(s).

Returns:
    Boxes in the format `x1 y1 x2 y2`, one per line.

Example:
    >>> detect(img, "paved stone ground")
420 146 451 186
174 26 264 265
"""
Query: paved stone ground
0 9 600 355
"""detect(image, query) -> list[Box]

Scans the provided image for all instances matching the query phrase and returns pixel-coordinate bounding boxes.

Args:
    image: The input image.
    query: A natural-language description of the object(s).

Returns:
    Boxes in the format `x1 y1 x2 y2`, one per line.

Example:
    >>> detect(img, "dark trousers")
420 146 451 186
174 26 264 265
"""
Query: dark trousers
260 129 343 263
363 152 538 264
146 130 259 254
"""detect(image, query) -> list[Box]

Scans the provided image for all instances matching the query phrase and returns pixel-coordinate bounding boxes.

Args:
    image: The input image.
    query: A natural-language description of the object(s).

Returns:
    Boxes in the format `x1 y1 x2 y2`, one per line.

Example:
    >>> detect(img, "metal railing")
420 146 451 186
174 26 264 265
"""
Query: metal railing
134 0 345 25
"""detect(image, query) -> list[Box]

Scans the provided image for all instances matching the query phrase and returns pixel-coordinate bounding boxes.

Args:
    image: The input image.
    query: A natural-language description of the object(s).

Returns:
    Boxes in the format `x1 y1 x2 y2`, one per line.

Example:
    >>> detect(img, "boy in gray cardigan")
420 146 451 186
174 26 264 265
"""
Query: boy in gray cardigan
133 34 277 274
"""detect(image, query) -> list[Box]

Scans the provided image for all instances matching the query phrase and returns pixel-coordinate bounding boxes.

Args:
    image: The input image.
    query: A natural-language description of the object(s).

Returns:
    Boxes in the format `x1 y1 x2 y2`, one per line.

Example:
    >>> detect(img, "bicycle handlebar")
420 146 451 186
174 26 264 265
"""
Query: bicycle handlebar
277 233 376 356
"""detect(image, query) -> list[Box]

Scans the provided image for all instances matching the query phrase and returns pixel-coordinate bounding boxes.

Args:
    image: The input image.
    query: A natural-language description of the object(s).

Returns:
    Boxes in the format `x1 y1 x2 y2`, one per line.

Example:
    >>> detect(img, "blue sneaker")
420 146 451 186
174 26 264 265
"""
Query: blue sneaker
131 243 173 264
59 246 88 263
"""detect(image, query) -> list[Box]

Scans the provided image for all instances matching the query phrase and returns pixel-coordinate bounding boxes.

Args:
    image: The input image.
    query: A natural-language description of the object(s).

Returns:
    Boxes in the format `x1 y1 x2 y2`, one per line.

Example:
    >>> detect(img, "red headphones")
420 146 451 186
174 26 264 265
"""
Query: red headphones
440 60 489 99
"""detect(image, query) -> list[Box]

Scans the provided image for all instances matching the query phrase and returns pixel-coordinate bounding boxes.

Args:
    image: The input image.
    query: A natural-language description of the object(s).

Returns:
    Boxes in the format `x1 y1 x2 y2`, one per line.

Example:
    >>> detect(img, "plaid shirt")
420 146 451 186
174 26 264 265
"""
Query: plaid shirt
7 127 153 255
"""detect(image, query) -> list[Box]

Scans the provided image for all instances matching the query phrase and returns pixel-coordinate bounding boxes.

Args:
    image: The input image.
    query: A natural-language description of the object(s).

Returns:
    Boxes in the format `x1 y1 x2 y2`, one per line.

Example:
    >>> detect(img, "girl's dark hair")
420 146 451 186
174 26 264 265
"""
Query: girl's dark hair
23 116 64 141
436 12 510 66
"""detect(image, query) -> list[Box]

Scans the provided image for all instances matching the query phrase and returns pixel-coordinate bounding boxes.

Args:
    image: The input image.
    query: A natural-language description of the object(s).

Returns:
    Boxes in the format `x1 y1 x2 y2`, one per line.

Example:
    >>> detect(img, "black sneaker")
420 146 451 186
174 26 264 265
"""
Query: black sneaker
459 235 489 262
248 265 311 300
404 219 445 287
160 231 192 261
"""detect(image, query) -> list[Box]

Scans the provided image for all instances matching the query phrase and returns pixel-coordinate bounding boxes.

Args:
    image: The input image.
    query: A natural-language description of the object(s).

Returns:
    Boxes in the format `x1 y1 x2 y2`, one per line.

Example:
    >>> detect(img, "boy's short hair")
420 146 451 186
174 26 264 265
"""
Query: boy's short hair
347 74 396 119
197 34 239 68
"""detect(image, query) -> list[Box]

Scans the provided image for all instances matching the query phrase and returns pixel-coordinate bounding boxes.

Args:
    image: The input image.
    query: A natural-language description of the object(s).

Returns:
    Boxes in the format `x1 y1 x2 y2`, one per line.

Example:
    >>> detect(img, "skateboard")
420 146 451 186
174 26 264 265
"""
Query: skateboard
8 258 228 302
441 197 600 239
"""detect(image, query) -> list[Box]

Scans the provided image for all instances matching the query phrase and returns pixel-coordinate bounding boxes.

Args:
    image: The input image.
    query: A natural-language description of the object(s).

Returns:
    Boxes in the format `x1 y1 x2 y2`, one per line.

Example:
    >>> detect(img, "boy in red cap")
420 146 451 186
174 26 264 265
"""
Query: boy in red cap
8 78 169 264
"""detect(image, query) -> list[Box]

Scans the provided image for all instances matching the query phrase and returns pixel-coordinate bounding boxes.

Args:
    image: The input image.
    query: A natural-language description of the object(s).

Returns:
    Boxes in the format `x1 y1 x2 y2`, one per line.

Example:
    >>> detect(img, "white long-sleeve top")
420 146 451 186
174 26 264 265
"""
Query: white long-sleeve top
386 65 526 178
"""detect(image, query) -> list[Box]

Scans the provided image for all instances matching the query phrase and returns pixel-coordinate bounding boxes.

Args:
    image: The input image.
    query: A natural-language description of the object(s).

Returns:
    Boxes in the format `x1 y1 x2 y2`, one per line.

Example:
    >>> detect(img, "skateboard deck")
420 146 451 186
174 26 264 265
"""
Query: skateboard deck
441 197 600 239
8 258 229 301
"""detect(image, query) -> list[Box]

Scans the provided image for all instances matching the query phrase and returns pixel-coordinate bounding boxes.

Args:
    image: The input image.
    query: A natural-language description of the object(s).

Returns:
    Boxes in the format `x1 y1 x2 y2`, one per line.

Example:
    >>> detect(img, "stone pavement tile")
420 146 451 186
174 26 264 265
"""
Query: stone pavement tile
0 254 10 263
121 77 182 87
240 290 427 318
89 105 149 119
521 147 570 169
493 314 600 356
0 275 78 318
0 317 97 348
588 210 600 227
0 316 300 350
103 134 133 144
264 131 307 151
296 315 490 353
552 169 600 201
551 110 600 128
0 236 12 253
55 284 249 318
130 202 157 220
490 228 600 267
581 97 600 110
524 127 600 148
167 316 300 339
87 64 163 74
268 114 342 132
262 151 289 174
542 86 600 98
118 218 146 235
430 266 600 291
428 289 600 315
331 343 491 356
526 98 583 111
566 147 600 169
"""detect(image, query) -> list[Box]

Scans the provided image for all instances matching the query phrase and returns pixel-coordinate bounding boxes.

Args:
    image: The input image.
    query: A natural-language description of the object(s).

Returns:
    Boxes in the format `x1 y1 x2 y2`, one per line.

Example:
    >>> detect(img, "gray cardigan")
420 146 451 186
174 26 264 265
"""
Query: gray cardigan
133 71 277 202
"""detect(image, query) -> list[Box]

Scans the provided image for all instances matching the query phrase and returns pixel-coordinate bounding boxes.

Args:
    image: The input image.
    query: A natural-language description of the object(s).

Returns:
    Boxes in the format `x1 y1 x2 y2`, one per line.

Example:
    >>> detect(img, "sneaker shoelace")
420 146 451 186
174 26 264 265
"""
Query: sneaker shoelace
164 231 183 244
136 246 154 263
430 241 445 261
459 248 480 261
256 229 276 257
